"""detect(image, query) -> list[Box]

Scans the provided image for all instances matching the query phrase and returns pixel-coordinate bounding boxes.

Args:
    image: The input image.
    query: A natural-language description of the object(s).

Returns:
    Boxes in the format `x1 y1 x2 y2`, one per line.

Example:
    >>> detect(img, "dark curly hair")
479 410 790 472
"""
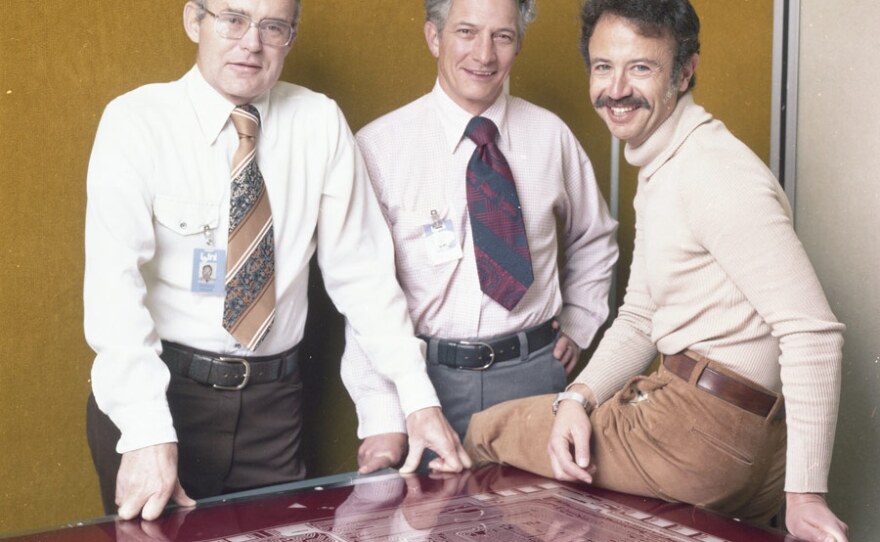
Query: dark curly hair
580 0 700 91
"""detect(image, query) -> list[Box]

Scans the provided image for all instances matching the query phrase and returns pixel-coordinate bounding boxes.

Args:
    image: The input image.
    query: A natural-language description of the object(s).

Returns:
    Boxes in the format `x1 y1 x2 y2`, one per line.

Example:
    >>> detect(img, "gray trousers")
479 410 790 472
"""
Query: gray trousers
427 339 567 441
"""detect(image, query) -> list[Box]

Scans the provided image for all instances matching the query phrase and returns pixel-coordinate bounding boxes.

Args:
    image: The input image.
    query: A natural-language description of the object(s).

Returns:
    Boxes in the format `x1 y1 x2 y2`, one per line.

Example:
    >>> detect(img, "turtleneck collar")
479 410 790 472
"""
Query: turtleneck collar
623 92 713 181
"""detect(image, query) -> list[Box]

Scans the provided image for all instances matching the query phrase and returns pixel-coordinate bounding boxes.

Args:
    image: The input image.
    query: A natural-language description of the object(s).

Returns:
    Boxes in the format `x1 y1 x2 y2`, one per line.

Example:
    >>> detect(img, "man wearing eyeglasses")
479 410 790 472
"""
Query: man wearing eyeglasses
84 0 468 521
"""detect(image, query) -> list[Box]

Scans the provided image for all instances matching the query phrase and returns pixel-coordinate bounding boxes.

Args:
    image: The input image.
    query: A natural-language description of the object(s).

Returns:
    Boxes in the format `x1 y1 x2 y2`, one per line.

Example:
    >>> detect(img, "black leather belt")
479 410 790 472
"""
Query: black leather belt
421 320 557 370
161 340 300 390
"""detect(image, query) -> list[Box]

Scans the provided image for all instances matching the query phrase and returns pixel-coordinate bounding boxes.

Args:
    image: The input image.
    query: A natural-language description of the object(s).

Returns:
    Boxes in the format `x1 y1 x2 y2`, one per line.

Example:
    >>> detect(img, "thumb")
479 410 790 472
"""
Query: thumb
572 431 592 472
359 451 393 474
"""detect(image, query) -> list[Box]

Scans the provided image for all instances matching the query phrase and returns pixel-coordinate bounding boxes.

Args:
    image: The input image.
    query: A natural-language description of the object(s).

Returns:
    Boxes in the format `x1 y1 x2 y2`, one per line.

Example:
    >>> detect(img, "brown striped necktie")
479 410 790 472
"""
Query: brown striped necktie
222 105 276 350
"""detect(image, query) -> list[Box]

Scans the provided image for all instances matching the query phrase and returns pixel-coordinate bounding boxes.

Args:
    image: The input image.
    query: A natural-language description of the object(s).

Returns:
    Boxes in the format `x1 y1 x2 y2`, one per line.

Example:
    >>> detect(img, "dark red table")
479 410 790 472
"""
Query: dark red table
3 465 796 541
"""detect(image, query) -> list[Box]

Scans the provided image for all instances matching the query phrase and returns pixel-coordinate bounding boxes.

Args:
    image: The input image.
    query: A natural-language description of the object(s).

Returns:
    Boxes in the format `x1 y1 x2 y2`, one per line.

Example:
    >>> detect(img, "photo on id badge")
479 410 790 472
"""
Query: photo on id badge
423 209 463 265
192 248 227 295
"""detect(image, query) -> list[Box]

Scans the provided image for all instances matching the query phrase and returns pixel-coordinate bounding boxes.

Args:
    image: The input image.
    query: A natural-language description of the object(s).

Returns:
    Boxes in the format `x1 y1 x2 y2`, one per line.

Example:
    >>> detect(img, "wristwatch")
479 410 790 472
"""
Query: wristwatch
551 391 592 416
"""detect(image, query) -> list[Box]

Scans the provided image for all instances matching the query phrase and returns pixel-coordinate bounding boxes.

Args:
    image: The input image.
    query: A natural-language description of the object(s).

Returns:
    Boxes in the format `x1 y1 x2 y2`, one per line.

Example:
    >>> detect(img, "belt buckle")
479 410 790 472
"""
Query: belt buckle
213 357 251 390
458 341 495 370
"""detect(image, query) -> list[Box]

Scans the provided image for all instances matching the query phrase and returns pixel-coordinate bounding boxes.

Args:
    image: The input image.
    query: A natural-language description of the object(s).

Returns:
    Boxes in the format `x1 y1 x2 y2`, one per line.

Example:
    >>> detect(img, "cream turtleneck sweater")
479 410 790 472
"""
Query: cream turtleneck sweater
575 93 844 493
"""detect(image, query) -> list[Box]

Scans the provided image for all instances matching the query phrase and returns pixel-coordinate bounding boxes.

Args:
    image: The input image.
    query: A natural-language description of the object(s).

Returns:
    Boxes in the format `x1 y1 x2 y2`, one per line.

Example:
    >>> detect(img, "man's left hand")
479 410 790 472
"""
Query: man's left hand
358 433 408 474
399 407 471 474
551 322 581 375
785 492 848 542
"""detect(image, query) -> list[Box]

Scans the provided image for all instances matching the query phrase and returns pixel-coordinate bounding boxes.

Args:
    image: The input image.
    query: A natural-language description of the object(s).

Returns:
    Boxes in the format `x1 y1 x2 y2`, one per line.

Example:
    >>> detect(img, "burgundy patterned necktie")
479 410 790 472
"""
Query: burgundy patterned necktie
222 105 276 350
465 116 533 310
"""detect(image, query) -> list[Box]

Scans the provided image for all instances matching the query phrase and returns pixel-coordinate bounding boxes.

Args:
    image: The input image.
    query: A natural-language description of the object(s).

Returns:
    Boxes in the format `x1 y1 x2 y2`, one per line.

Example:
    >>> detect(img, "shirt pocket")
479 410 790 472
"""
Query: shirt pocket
150 195 222 285
389 204 461 271
153 196 221 236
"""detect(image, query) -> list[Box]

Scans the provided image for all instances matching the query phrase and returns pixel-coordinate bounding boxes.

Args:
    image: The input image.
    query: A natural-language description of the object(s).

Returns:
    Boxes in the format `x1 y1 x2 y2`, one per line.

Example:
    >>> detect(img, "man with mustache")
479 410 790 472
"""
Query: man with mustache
343 0 618 475
464 1 849 541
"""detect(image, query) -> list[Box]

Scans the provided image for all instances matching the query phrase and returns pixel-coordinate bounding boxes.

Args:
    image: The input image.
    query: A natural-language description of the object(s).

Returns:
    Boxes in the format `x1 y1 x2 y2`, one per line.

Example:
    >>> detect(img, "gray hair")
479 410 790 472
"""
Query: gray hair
189 0 302 32
425 0 537 40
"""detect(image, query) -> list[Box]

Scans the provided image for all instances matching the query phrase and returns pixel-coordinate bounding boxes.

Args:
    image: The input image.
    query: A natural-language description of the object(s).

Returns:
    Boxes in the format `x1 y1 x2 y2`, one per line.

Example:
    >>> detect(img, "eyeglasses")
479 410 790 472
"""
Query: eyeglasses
203 6 296 47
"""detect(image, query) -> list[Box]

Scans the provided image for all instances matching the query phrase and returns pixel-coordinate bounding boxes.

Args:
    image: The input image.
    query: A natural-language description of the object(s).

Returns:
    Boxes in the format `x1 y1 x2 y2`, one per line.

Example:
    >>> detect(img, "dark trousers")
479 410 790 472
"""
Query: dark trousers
86 361 306 514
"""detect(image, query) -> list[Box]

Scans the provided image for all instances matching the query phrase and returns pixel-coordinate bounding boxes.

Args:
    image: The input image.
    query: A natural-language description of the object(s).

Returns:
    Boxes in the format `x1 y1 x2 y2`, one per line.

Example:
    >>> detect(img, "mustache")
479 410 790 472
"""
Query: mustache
594 96 650 110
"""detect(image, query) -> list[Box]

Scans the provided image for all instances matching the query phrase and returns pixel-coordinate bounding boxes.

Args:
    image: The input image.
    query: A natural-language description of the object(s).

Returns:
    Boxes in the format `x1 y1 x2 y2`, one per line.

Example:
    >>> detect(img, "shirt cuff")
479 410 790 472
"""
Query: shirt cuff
558 306 607 349
355 392 408 439
111 401 178 454
393 371 441 418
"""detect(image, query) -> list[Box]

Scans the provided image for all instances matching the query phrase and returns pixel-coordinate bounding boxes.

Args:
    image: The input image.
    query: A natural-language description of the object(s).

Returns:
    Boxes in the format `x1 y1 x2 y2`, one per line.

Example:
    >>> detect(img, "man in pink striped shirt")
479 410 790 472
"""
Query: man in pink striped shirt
343 0 618 475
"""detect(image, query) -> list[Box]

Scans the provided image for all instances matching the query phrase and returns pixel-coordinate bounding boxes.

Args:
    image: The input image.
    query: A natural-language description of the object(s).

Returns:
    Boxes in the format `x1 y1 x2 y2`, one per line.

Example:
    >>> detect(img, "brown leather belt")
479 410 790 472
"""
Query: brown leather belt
662 352 779 417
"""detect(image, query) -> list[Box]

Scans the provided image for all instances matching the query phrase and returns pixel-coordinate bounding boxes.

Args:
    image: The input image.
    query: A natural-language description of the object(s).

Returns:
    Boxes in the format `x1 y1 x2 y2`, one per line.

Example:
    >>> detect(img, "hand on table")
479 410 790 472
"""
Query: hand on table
358 432 408 474
400 407 471 474
116 443 195 521
785 492 848 542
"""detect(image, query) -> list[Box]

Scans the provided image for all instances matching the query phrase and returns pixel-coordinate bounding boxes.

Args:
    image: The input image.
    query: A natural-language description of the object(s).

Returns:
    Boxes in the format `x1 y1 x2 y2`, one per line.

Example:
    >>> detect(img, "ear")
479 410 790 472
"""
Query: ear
677 53 699 92
424 20 441 59
183 1 202 44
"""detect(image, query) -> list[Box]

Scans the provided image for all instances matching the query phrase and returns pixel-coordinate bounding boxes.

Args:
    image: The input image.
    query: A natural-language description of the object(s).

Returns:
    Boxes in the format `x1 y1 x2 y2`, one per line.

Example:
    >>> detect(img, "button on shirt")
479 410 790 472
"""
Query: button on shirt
342 82 619 437
85 66 437 453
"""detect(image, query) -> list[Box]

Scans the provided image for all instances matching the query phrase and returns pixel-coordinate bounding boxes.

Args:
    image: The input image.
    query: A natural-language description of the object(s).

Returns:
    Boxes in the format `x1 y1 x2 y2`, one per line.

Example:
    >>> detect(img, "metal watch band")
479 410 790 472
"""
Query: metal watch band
551 391 591 415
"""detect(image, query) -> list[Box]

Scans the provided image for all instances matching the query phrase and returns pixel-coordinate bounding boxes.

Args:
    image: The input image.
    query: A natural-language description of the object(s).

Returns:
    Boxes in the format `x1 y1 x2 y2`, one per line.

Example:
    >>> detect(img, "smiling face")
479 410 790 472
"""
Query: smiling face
184 0 296 105
425 0 521 116
587 14 696 148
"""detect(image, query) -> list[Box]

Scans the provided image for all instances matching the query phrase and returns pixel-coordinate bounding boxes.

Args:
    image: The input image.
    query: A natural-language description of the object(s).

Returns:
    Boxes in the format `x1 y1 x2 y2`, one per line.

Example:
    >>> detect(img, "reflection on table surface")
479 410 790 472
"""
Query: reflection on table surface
3 465 796 541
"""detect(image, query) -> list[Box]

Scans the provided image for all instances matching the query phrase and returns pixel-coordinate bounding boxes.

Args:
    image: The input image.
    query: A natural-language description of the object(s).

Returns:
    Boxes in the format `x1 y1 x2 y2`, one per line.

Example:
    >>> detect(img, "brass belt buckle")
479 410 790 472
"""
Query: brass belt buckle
213 357 251 390
459 341 495 370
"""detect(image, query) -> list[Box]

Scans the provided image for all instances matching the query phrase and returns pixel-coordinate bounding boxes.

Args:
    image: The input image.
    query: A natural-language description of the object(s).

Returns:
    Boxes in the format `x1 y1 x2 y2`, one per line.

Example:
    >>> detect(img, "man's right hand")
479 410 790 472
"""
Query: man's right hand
116 443 196 521
358 433 408 474
547 385 596 483
399 407 472 474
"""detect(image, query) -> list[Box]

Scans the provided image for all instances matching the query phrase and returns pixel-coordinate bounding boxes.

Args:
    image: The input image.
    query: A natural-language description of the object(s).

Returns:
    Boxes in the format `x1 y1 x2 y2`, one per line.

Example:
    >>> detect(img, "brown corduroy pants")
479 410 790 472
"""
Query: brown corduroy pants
464 359 787 524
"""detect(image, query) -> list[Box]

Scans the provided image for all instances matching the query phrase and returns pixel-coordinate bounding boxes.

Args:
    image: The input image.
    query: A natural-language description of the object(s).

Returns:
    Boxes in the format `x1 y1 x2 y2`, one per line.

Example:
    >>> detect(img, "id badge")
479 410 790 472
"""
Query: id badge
423 209 463 265
192 248 227 295
192 226 226 295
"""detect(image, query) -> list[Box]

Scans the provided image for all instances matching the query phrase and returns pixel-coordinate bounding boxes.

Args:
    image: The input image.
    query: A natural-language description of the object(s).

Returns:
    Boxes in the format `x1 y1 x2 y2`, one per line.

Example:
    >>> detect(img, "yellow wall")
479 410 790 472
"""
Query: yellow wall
0 0 771 534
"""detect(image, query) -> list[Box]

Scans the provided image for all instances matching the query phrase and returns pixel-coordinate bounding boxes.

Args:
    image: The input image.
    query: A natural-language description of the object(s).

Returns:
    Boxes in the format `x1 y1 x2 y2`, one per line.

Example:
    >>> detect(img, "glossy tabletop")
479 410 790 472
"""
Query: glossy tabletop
3 465 796 541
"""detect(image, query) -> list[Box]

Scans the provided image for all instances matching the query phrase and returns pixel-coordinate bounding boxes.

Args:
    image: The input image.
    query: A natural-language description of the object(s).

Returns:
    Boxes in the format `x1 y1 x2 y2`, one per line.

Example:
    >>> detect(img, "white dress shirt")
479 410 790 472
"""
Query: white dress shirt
342 82 619 437
84 66 438 453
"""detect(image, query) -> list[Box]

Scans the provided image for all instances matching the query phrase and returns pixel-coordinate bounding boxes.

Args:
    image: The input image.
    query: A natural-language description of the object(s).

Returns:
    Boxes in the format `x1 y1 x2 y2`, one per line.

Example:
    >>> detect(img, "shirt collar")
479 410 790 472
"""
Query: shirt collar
184 65 272 145
430 80 511 154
